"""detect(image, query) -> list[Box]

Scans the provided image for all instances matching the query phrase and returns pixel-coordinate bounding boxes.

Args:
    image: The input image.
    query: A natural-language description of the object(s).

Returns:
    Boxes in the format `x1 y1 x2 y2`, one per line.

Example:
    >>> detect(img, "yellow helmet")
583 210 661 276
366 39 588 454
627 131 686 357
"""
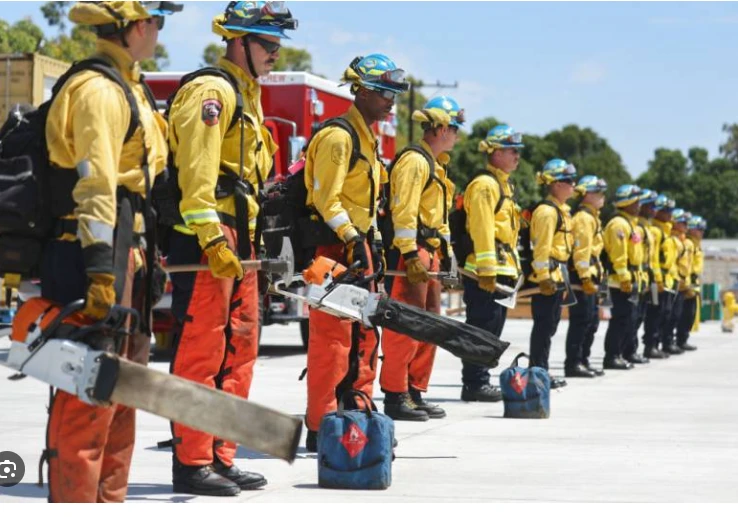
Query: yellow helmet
69 2 181 33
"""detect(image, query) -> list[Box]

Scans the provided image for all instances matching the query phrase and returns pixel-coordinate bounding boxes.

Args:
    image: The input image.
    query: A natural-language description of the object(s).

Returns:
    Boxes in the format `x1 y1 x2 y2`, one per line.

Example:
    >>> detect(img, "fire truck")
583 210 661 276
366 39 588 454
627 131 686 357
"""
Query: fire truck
143 71 398 351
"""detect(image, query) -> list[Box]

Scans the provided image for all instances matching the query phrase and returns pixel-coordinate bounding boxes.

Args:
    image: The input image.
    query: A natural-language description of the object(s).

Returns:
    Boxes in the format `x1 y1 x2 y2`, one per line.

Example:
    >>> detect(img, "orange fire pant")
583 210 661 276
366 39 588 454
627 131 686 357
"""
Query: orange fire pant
380 248 441 394
44 246 148 503
305 242 379 432
169 226 259 467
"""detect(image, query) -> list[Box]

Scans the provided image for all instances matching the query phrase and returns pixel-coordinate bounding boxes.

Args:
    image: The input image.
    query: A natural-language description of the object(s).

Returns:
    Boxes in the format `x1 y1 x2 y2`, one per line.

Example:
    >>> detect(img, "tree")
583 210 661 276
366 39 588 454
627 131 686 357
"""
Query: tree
202 43 225 67
719 123 738 165
274 46 311 72
394 76 428 150
40 1 68 33
141 43 169 72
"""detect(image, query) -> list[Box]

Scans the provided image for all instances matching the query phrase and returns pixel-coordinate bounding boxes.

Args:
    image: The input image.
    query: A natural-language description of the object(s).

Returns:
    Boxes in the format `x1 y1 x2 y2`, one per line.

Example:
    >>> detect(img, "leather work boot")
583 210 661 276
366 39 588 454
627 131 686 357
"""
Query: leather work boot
582 361 605 376
461 384 503 402
564 363 597 378
306 430 318 453
213 458 267 490
383 392 429 421
644 347 668 359
679 342 698 352
625 353 650 364
665 344 684 355
409 388 446 419
549 376 568 389
172 460 240 497
603 356 634 370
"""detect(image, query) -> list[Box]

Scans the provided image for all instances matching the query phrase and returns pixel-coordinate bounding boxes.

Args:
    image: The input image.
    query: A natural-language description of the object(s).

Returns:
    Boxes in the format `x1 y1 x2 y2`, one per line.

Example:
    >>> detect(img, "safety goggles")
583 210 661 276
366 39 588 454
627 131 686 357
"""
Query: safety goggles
366 86 399 101
249 34 281 54
142 1 183 15
557 177 577 185
588 178 608 192
656 199 676 210
368 69 409 93
150 15 165 30
501 132 523 145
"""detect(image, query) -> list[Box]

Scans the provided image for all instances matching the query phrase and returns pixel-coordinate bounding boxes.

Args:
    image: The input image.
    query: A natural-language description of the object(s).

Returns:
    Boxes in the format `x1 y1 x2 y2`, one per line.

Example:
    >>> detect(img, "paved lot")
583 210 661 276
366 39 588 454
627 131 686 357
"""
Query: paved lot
1 317 737 503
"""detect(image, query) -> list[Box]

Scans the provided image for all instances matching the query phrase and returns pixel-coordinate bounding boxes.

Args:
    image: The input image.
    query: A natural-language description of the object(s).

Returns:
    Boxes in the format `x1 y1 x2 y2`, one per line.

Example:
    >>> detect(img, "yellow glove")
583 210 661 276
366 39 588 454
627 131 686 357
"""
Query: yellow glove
204 240 244 280
685 288 697 299
83 272 116 320
193 222 225 251
539 278 557 296
582 277 598 295
656 281 665 293
405 256 430 285
478 275 497 293
619 279 633 293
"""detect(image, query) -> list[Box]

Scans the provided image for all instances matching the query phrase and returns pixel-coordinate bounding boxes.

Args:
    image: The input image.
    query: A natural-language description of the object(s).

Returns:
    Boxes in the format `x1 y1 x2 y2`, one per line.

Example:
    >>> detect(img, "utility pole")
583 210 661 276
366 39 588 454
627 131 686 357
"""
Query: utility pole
407 80 459 143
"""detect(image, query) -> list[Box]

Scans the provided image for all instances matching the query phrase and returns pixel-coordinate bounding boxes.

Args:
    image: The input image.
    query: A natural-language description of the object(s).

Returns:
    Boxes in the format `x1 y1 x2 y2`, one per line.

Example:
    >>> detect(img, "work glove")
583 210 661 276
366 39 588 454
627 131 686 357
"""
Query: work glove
83 272 116 320
204 240 244 279
478 275 497 293
685 288 697 300
405 256 430 285
345 236 370 271
678 281 687 292
656 281 665 293
582 277 598 296
619 279 633 293
370 238 386 281
539 278 557 296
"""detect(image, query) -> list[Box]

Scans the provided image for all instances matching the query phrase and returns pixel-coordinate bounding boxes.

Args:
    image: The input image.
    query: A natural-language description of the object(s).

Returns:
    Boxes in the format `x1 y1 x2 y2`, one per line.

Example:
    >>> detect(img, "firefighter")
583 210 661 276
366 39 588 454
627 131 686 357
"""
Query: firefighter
303 54 409 451
379 97 463 421
602 185 646 370
642 194 677 358
564 175 607 378
676 215 705 350
662 209 693 354
165 1 296 496
528 158 577 390
41 1 180 502
459 124 524 401
723 291 738 333
622 188 658 365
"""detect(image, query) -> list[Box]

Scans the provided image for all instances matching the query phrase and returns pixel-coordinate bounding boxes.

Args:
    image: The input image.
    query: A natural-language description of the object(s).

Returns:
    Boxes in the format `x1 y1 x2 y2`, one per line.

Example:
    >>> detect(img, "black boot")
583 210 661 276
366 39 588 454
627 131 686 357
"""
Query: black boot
213 458 267 490
665 344 684 355
582 361 605 376
461 384 503 402
549 376 568 389
564 363 597 378
172 459 240 497
625 353 650 364
409 388 446 419
679 343 698 352
644 347 668 359
603 356 633 370
383 392 429 421
306 430 317 453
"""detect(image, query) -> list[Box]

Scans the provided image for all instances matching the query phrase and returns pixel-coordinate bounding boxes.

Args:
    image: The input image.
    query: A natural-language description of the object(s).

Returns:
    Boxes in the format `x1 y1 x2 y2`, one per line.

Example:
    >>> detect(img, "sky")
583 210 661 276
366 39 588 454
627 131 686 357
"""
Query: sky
3 0 738 178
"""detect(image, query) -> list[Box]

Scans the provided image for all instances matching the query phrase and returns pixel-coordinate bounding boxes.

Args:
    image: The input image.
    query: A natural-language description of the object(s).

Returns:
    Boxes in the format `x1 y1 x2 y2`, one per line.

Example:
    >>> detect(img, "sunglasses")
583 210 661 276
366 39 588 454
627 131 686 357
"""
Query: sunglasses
558 178 576 185
249 34 281 55
149 15 165 30
366 87 398 101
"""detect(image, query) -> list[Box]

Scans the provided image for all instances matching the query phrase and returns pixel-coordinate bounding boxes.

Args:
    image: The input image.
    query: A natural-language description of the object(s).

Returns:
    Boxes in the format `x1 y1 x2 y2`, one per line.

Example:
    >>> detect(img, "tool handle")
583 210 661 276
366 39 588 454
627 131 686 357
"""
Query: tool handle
163 260 288 274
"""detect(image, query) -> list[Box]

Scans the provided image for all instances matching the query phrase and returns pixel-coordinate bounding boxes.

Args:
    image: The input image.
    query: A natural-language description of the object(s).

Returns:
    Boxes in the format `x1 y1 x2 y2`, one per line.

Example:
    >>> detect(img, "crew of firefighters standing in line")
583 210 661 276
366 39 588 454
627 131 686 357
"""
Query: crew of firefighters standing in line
38 0 708 502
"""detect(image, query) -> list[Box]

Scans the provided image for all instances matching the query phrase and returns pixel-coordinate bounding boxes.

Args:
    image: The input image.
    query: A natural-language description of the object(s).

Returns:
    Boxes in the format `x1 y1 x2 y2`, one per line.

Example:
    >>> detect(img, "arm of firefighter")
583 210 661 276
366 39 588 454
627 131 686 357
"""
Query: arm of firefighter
466 178 499 276
170 83 234 249
572 212 594 280
390 152 429 256
438 175 455 248
607 219 631 283
678 240 693 286
651 228 663 284
70 80 128 274
530 205 557 281
309 129 358 243
692 246 703 284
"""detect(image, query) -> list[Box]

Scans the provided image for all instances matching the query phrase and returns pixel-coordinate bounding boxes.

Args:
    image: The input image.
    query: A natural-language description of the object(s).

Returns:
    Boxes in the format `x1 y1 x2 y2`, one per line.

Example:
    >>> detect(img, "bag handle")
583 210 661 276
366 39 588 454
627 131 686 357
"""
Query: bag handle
510 352 530 368
337 389 377 418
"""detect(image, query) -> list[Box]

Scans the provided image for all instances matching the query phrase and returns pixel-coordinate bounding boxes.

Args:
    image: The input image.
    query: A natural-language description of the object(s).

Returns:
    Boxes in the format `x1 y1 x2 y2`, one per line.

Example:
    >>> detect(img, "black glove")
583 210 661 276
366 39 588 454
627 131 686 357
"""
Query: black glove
345 236 370 271
371 239 386 280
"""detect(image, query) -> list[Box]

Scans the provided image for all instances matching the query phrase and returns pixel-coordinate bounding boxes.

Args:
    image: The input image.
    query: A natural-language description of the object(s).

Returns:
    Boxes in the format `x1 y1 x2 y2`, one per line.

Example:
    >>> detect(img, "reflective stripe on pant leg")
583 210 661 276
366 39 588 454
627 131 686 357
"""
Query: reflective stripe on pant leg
408 251 441 392
215 233 260 466
306 243 351 432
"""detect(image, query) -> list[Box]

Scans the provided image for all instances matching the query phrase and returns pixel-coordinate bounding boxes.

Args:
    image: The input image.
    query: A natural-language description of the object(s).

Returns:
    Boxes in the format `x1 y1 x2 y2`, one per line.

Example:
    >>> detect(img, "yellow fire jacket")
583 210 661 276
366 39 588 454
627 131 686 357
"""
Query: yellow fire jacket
305 105 386 243
389 140 454 255
689 236 704 287
46 39 168 273
677 234 694 289
463 165 521 278
529 196 573 284
168 57 277 247
571 203 604 282
651 219 678 290
603 211 646 289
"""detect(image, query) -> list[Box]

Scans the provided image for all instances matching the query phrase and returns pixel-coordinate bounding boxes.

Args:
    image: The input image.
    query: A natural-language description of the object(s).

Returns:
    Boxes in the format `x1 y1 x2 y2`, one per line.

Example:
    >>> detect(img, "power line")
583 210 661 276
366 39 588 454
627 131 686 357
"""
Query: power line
408 80 459 143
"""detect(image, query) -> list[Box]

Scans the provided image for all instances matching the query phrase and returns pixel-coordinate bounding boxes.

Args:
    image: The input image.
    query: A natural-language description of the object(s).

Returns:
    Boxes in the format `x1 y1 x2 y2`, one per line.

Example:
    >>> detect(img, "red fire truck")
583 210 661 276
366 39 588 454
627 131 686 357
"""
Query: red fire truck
143 71 398 351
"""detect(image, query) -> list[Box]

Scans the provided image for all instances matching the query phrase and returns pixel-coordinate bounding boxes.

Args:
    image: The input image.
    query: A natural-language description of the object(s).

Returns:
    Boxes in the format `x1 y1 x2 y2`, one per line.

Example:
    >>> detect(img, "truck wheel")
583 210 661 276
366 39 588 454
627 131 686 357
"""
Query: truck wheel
300 319 309 351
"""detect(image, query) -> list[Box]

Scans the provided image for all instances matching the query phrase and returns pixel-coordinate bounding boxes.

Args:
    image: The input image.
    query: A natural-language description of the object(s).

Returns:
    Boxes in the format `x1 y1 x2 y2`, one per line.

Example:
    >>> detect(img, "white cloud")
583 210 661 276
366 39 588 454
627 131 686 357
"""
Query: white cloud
570 61 607 85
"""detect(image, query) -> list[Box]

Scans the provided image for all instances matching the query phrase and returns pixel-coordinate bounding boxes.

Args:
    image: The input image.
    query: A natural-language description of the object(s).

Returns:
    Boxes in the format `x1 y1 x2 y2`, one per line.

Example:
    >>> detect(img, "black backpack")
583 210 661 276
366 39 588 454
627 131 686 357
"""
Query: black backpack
0 58 144 279
449 170 511 265
377 144 438 252
517 199 565 280
261 117 368 270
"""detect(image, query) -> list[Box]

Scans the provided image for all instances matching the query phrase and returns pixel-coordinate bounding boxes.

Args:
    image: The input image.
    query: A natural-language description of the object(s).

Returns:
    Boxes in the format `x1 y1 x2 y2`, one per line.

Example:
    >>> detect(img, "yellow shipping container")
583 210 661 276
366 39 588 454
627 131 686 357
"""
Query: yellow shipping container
0 52 70 116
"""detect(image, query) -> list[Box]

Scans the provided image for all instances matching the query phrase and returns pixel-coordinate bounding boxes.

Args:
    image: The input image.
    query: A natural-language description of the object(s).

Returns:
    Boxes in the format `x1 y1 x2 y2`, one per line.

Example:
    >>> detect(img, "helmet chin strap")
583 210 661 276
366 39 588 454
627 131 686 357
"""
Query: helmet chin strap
242 35 258 78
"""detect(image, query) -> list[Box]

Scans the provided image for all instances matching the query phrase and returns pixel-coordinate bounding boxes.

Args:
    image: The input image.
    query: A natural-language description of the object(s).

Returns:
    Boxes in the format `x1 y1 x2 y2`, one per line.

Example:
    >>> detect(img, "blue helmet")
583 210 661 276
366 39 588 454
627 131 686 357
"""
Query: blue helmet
613 184 643 208
576 175 608 195
414 96 465 128
213 1 297 39
142 1 183 16
654 194 676 212
479 124 524 153
538 158 577 185
688 215 707 231
341 54 409 96
672 209 691 224
639 188 659 205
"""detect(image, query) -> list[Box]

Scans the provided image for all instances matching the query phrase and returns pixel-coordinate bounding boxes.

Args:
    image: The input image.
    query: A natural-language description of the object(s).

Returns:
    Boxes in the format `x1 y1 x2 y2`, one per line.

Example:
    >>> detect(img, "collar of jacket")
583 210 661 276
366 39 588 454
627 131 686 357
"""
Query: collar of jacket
654 219 672 233
345 104 378 149
546 194 571 213
580 202 600 217
688 235 701 246
217 57 260 98
419 139 450 167
95 39 140 82
485 163 512 187
638 216 652 226
617 209 639 225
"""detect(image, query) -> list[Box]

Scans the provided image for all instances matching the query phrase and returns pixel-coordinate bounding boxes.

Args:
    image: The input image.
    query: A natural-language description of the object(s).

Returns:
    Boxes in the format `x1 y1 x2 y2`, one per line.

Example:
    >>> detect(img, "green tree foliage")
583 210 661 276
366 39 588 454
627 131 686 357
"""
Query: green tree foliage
202 42 225 66
202 43 312 72
394 77 429 150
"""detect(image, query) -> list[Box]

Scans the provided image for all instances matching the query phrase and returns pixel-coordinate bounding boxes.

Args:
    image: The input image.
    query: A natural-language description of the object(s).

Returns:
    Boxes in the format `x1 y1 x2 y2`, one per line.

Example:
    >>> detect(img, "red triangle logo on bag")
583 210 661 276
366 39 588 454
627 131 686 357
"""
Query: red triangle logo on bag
511 371 528 395
340 423 368 458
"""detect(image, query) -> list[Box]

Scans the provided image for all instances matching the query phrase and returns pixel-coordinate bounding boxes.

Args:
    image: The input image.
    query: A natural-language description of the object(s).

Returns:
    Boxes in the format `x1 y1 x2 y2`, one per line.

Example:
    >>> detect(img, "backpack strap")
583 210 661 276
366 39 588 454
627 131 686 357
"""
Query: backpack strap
538 199 565 233
171 67 243 132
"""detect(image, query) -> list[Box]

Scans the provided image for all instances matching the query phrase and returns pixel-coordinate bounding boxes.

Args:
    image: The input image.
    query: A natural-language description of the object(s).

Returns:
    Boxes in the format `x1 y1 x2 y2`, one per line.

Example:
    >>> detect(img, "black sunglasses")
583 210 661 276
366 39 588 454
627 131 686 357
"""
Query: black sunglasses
248 34 281 55
557 178 576 185
148 15 165 30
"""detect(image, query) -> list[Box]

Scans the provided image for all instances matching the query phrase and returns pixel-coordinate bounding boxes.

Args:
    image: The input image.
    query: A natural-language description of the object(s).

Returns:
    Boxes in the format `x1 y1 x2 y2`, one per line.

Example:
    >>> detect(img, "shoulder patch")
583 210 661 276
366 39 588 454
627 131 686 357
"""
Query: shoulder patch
331 142 347 166
201 99 222 126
